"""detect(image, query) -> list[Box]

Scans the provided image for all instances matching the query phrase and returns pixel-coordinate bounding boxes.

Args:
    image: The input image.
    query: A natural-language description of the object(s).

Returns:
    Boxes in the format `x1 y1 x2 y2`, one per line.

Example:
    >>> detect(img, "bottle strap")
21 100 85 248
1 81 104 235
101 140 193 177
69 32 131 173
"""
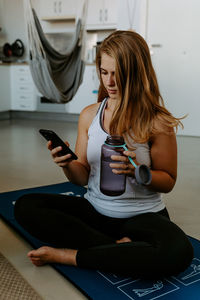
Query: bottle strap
104 142 152 185
104 142 137 168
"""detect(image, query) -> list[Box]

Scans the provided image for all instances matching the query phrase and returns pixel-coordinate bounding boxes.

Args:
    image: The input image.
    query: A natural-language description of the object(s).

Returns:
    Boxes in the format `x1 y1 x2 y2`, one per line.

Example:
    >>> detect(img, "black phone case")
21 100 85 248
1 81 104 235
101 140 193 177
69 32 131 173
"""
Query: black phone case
39 129 78 160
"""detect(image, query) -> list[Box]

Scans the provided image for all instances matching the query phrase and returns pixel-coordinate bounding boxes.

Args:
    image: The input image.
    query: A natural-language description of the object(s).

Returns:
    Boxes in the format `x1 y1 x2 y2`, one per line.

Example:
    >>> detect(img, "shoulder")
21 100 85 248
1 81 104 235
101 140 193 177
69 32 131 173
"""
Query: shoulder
150 117 176 144
152 117 175 135
78 102 101 131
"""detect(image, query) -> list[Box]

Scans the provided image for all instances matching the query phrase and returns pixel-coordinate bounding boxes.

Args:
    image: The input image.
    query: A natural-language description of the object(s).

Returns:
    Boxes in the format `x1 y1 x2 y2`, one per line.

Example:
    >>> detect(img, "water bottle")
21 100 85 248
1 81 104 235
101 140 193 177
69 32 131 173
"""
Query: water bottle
100 135 126 196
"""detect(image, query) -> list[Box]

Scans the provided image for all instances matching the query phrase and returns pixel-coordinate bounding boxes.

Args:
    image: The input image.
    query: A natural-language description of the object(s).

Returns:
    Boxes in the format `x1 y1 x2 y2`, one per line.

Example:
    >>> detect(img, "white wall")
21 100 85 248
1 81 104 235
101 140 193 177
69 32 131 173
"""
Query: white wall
146 0 200 137
1 0 28 60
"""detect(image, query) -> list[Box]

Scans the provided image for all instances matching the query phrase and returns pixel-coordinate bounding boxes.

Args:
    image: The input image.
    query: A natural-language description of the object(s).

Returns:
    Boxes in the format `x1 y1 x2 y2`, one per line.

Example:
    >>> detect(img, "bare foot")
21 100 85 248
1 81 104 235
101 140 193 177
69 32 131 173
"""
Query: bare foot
116 237 132 244
27 246 77 267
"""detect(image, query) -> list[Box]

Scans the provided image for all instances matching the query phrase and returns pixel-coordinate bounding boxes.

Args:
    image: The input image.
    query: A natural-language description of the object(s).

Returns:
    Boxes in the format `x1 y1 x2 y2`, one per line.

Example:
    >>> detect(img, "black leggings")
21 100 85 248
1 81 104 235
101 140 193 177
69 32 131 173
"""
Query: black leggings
14 193 193 279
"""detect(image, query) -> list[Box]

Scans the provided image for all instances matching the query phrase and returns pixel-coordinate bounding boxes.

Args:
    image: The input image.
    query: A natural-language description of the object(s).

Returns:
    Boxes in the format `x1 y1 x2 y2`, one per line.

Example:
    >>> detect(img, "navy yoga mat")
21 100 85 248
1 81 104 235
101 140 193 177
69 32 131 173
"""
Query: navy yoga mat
0 182 200 300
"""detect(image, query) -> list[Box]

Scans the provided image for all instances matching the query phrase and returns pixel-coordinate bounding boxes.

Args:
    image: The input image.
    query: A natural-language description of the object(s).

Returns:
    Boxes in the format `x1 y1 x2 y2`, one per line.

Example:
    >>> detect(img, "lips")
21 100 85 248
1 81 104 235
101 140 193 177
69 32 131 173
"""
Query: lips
107 89 117 93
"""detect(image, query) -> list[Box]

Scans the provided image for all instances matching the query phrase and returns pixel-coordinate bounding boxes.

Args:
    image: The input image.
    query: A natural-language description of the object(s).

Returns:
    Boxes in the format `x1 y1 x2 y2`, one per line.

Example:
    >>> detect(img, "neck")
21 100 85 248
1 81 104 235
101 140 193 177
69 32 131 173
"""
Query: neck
107 97 120 112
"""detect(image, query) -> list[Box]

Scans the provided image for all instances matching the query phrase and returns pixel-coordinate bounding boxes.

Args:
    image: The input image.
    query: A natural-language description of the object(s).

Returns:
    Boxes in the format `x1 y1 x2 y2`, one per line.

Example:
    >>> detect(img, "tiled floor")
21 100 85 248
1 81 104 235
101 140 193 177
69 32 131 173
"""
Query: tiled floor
0 118 200 299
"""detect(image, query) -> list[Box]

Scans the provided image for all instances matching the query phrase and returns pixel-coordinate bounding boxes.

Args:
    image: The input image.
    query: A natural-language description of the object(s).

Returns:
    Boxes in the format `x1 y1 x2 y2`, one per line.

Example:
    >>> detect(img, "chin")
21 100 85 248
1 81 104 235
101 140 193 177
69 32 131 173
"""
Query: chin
109 95 118 100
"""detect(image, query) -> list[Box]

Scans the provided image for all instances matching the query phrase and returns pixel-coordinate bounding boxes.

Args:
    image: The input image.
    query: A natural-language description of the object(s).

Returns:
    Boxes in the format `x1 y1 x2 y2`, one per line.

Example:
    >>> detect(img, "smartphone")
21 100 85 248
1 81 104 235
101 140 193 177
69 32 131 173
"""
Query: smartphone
39 129 78 160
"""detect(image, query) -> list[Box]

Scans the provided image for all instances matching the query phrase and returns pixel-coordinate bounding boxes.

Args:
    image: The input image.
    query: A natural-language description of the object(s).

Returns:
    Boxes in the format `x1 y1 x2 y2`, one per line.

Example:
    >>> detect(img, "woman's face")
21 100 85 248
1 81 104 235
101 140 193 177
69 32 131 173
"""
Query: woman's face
100 53 120 101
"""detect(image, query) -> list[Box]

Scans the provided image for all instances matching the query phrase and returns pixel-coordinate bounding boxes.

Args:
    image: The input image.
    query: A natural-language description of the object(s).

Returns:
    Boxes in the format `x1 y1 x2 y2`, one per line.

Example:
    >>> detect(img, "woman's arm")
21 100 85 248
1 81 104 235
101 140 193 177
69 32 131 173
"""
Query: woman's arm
148 127 177 193
62 106 91 186
49 103 99 186
109 125 177 193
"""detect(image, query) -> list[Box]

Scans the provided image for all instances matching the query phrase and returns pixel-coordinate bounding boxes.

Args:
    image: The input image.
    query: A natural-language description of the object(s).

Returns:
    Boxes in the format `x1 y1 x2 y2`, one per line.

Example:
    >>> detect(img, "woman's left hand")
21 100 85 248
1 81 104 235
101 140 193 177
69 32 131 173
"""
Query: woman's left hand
110 150 137 177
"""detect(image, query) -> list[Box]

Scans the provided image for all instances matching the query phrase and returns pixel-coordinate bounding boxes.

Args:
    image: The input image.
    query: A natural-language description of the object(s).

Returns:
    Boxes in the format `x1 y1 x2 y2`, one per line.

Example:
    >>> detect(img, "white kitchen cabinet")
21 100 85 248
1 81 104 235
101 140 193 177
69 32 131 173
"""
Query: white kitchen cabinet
40 0 78 20
86 0 118 30
67 65 99 114
0 65 11 111
39 0 79 35
10 65 37 111
117 0 147 38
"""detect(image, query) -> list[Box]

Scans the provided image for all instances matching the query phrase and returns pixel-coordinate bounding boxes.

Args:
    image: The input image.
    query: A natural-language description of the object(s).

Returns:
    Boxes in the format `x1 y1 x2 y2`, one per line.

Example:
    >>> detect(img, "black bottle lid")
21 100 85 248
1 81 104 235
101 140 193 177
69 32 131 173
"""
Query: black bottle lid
105 135 125 146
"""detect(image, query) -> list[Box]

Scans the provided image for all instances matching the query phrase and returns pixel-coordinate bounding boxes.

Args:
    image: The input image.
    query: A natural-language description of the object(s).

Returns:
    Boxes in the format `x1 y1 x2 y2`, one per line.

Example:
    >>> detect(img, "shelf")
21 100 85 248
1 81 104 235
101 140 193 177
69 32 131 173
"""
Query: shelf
44 28 75 34
41 15 76 22
86 24 117 31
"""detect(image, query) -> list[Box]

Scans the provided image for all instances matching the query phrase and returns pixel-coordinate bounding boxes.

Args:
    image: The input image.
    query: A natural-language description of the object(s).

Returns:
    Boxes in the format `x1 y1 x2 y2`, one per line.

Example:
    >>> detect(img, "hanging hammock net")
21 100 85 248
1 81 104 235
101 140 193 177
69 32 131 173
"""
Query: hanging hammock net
24 0 87 103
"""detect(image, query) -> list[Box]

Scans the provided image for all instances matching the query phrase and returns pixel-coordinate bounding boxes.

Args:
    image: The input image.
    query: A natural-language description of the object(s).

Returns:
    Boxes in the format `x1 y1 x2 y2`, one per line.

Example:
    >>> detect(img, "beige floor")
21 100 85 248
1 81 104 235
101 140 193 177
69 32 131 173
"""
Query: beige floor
0 118 200 299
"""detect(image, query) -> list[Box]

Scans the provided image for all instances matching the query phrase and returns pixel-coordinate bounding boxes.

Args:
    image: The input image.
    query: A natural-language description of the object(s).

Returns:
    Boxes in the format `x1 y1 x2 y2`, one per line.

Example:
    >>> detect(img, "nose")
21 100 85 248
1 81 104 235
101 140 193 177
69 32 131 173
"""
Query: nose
107 74 115 86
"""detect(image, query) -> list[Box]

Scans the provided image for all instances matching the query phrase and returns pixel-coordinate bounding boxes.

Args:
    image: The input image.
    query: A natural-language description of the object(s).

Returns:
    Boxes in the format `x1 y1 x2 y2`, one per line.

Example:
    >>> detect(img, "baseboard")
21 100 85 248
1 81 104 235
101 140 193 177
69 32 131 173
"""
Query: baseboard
1 111 200 138
9 110 79 122
0 111 10 120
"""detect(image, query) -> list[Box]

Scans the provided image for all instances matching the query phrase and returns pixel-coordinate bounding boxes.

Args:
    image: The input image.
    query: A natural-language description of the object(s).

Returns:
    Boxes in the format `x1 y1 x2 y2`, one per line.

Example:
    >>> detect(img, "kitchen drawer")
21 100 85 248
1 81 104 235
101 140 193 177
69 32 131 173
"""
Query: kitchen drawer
12 73 33 85
12 82 35 93
11 65 33 84
10 64 37 111
12 101 36 110
11 91 37 111
11 65 30 75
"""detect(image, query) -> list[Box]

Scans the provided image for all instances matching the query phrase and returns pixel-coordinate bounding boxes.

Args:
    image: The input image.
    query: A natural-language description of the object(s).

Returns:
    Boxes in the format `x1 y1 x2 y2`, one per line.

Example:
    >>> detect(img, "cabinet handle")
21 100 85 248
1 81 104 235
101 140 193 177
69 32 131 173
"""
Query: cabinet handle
99 9 103 22
58 1 62 13
104 9 108 22
54 1 57 13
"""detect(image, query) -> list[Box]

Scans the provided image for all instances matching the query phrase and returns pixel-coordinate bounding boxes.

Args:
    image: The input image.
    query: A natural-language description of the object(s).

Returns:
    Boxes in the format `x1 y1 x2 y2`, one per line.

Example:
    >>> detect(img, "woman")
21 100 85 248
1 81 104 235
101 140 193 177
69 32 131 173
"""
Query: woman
14 30 193 279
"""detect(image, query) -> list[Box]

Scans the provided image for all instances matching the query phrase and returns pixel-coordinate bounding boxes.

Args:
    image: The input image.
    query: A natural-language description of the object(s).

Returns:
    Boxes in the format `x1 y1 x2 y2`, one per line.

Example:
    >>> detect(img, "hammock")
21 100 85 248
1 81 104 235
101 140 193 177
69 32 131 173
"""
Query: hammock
24 0 87 103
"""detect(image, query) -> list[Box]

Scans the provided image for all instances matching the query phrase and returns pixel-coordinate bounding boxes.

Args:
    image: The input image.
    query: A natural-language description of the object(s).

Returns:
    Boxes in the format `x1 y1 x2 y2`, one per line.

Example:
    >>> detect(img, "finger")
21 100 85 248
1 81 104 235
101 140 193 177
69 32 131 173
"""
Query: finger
110 155 129 163
47 140 52 150
54 153 72 163
51 146 62 156
112 168 134 175
64 141 70 147
123 150 136 159
110 162 129 170
112 167 135 176
111 161 135 175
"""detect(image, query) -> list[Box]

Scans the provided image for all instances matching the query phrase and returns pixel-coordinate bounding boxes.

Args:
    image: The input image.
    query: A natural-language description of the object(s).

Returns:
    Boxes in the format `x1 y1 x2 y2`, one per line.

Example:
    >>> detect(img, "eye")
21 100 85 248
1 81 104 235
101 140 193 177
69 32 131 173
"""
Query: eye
100 69 107 75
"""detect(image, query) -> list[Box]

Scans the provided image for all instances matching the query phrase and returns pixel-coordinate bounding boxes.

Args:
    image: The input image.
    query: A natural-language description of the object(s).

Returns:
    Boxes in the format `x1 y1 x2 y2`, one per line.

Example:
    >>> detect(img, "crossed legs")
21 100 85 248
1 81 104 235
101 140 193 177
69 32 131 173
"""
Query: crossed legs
14 193 193 278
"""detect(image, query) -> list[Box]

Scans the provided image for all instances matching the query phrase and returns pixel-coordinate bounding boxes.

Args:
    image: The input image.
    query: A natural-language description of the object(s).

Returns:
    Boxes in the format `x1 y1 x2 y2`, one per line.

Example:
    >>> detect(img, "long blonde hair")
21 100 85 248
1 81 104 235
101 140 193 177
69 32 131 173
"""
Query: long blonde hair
96 30 183 143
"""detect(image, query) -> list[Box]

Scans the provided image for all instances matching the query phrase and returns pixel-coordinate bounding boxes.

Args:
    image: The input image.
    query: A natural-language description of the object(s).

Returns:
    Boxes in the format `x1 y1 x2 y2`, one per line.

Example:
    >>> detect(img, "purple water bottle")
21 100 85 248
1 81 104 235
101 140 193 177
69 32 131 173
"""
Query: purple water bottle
100 135 126 196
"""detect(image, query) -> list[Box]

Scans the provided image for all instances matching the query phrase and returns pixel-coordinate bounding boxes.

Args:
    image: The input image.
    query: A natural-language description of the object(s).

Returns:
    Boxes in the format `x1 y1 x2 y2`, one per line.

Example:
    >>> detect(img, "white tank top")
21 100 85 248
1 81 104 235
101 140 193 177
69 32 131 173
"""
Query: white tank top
84 98 165 218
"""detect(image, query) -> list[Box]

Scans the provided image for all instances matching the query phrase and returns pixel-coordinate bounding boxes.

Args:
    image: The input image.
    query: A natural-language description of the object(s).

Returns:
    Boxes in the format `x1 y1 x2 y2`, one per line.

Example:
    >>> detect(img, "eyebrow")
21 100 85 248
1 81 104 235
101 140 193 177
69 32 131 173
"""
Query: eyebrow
100 67 115 73
100 67 107 71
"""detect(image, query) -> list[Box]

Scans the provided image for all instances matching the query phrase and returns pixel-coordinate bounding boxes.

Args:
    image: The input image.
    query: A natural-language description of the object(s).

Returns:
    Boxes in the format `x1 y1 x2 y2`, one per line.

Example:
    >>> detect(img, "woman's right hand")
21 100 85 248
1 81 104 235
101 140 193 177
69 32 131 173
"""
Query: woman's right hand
47 140 73 168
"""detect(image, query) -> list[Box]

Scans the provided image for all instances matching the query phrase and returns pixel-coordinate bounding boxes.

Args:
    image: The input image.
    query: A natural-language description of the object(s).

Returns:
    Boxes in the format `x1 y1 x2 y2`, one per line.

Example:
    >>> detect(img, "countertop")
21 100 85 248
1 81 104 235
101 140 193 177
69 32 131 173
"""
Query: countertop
0 60 28 65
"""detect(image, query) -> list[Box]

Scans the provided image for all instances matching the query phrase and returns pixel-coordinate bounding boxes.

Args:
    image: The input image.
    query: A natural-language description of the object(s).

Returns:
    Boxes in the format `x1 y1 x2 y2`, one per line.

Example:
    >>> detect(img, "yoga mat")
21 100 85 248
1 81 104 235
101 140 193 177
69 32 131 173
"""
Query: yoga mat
0 182 200 300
